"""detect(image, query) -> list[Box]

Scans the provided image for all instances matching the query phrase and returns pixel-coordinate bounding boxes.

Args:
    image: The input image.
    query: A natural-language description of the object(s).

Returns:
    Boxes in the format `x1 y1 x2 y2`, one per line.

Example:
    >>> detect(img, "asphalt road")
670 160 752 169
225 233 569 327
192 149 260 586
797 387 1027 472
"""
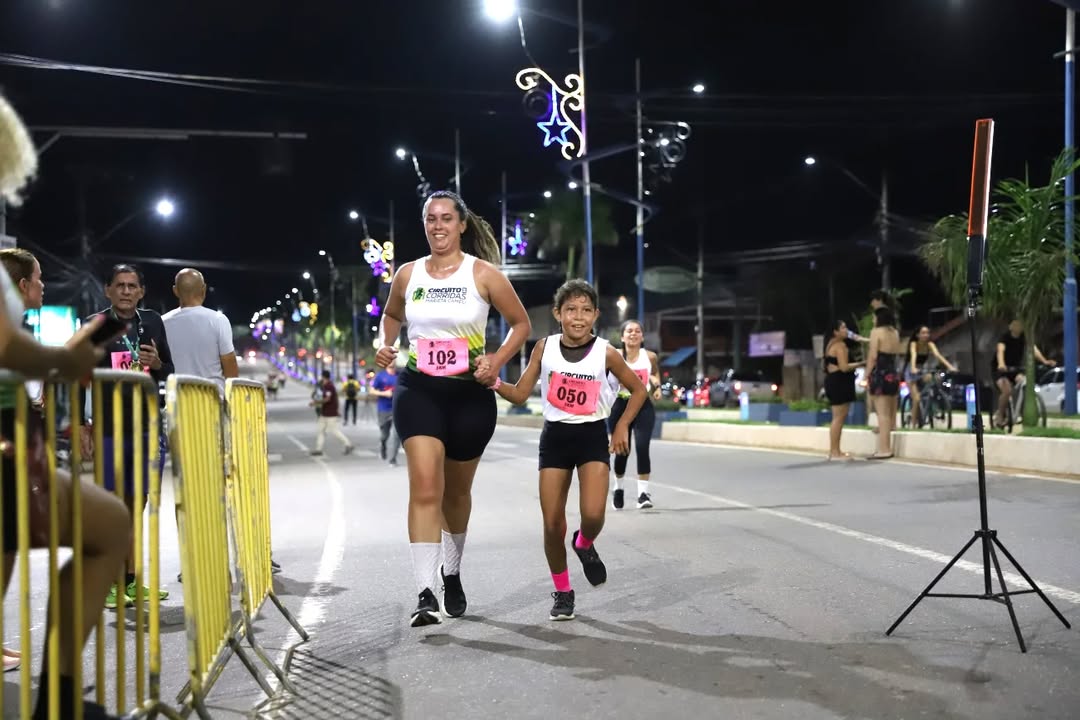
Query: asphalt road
4 361 1080 719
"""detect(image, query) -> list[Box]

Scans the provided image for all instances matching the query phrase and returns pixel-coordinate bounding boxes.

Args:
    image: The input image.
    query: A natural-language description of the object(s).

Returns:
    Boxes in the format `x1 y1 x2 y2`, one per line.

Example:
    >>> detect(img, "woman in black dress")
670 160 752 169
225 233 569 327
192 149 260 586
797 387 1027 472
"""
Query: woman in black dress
866 306 904 459
824 320 863 459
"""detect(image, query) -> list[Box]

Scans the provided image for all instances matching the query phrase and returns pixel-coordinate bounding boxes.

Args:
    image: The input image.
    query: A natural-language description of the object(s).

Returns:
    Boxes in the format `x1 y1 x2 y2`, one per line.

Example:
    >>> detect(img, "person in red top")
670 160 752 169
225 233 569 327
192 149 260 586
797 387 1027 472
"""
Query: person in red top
310 370 354 456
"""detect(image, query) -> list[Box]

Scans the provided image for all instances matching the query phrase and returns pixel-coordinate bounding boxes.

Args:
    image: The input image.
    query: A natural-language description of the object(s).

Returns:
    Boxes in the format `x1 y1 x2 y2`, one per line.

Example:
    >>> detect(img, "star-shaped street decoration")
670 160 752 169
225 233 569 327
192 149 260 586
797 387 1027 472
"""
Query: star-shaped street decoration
536 90 573 149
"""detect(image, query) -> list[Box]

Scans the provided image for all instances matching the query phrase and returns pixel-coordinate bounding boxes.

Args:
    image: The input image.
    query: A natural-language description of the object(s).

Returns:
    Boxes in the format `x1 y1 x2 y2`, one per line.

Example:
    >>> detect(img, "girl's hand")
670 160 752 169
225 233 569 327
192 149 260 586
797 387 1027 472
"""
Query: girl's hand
609 424 630 455
375 346 397 369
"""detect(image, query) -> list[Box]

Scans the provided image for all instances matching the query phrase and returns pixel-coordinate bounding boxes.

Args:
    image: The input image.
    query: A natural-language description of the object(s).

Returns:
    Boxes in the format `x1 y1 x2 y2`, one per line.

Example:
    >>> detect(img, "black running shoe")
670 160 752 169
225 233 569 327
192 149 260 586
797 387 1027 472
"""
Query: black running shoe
410 588 442 627
550 590 575 621
441 566 467 618
571 530 607 586
270 558 282 574
637 492 653 509
612 488 624 509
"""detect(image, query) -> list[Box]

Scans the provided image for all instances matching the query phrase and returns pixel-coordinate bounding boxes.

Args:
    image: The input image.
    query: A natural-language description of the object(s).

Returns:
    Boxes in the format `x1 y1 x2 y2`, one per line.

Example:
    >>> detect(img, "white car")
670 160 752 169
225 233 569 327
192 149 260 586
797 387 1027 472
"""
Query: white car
1035 367 1080 412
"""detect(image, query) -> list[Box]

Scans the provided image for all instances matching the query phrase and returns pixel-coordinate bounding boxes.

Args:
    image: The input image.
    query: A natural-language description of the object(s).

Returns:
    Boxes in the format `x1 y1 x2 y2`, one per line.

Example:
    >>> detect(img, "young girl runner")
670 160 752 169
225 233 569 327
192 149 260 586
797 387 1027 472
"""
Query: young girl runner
492 280 647 620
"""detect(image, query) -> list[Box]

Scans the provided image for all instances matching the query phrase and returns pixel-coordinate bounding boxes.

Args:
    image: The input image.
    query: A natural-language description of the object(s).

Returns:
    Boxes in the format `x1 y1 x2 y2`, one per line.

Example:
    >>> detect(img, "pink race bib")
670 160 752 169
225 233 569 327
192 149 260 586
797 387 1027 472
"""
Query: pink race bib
417 338 470 377
634 368 650 388
547 373 600 415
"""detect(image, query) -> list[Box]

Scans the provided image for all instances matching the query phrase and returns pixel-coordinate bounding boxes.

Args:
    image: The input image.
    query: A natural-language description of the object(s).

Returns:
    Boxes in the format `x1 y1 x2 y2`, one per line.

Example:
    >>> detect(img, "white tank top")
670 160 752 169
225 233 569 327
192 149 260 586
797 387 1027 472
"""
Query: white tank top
404 254 489 379
540 335 614 424
615 347 653 398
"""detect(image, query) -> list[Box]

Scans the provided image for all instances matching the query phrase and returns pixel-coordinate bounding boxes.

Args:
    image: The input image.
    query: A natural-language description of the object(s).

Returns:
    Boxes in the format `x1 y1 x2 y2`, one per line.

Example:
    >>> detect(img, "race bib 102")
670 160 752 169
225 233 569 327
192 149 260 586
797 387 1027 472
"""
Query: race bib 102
547 373 600 415
417 338 470 377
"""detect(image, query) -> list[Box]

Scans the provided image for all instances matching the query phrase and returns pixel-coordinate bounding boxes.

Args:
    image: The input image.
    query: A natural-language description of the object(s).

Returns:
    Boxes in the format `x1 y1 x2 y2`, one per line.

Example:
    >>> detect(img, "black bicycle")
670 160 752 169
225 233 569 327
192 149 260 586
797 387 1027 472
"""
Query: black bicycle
989 366 1047 433
900 371 953 430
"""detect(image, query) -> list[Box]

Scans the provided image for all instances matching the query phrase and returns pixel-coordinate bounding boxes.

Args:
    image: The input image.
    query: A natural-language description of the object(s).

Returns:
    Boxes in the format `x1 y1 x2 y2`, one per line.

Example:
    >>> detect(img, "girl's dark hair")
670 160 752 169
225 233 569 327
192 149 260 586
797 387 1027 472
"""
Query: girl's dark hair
423 190 502 265
620 319 643 335
909 325 929 345
874 306 896 328
552 278 598 310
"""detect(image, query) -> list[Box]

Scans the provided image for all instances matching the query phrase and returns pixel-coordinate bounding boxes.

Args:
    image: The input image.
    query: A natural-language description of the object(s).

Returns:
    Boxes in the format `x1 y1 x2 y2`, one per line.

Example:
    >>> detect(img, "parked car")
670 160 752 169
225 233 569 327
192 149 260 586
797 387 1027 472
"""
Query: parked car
683 378 713 408
1036 366 1080 412
709 369 779 407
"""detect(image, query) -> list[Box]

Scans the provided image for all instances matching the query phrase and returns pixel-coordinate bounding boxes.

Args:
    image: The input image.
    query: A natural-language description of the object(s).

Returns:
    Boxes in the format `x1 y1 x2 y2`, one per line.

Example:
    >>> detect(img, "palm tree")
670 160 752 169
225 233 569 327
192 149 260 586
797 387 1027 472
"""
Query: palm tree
530 191 618 283
920 149 1080 426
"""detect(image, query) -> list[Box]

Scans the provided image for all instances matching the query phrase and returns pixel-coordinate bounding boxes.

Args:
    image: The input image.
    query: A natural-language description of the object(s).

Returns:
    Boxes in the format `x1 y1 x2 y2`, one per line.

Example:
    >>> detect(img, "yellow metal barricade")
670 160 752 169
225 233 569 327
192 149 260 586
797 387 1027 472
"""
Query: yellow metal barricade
225 379 308 692
0 369 179 720
89 369 182 720
167 375 275 719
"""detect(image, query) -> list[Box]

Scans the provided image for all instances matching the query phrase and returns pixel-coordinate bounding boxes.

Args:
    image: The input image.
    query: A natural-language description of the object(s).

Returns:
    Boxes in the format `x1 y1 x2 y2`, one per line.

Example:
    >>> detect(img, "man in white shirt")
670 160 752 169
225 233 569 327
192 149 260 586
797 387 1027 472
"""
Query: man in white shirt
162 268 239 392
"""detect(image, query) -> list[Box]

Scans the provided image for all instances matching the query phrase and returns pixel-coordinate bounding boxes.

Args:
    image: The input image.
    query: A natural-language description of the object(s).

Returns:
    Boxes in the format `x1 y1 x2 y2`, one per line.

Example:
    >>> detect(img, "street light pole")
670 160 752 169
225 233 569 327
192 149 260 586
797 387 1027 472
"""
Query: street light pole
1065 8 1078 416
578 0 595 285
499 171 509 381
696 210 706 383
635 58 646 321
455 128 462 195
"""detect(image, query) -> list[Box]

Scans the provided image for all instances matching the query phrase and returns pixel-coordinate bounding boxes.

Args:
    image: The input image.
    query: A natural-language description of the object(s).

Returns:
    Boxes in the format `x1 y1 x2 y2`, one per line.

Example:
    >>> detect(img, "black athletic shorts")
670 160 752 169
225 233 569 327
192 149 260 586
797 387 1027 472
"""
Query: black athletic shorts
538 419 610 471
392 369 497 462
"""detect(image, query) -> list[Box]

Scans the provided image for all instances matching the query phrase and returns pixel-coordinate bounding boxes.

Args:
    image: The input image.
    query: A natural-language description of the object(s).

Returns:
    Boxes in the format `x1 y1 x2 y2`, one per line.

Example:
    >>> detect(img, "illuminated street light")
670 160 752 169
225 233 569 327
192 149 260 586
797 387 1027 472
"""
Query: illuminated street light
291 287 299 293
348 210 360 221
302 271 311 280
804 156 817 166
616 296 628 311
155 197 175 218
395 147 408 160
543 190 553 199
319 249 327 256
483 0 517 22
567 180 578 190
692 83 706 94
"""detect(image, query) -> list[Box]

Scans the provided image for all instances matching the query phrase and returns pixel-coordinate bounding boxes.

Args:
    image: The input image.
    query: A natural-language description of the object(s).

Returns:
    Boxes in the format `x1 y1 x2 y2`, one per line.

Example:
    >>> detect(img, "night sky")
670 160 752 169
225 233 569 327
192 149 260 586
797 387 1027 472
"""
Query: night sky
0 0 1072 343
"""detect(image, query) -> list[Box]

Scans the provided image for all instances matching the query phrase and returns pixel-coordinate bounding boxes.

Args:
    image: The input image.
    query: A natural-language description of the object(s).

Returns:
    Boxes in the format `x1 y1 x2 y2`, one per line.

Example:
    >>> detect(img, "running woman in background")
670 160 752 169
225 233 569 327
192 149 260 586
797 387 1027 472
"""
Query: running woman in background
608 320 660 509
492 280 646 620
376 190 530 627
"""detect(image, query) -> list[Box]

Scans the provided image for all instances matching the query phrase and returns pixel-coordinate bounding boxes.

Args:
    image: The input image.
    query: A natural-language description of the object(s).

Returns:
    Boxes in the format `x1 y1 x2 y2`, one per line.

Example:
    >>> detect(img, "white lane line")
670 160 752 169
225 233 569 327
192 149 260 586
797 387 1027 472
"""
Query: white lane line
268 453 283 464
656 481 1080 605
487 440 521 450
267 435 347 689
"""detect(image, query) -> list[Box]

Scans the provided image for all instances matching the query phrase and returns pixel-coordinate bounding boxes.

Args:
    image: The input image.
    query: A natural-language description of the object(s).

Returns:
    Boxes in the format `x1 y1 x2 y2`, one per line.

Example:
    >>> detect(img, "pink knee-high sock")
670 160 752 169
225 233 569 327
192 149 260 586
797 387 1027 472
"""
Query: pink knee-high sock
574 531 593 550
551 570 572 592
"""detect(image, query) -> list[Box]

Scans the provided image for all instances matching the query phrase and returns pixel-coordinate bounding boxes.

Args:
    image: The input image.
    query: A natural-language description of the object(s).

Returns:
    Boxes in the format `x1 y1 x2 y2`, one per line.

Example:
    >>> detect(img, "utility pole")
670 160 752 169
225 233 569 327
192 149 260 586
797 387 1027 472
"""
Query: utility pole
696 211 706 382
578 0 595 284
879 169 891 291
499 171 509 381
351 272 359 378
635 58 646 322
1065 8 1078 416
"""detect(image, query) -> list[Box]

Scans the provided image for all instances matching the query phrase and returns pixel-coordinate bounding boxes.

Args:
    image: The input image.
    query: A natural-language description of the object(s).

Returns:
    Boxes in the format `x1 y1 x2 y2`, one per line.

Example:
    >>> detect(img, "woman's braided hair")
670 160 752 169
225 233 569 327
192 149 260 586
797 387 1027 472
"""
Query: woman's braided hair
423 190 502 265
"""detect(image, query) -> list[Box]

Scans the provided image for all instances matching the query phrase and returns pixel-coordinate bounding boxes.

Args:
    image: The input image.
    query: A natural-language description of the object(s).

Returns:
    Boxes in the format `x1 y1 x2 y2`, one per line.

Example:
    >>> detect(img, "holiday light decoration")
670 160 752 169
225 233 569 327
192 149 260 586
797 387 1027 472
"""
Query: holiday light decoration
366 296 381 317
361 237 395 283
515 67 584 160
509 218 527 257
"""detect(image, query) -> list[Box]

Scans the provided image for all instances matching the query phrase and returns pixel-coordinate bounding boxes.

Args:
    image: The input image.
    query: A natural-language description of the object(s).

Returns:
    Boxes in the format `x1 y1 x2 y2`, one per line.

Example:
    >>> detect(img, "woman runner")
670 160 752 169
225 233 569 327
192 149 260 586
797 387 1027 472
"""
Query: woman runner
608 320 660 509
492 280 646 620
375 190 530 627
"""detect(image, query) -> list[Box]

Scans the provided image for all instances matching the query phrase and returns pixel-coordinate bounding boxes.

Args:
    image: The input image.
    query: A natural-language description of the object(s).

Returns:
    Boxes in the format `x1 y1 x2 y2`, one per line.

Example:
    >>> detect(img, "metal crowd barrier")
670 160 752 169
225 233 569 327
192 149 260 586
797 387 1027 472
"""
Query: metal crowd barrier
225 379 307 692
0 369 180 720
169 375 305 718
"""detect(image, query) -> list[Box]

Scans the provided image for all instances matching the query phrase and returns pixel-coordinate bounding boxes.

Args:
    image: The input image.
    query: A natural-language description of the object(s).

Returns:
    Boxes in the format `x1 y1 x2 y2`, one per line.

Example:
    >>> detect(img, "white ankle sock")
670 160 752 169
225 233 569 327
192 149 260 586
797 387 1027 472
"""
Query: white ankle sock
441 530 466 576
614 476 625 491
638 479 650 496
409 543 441 595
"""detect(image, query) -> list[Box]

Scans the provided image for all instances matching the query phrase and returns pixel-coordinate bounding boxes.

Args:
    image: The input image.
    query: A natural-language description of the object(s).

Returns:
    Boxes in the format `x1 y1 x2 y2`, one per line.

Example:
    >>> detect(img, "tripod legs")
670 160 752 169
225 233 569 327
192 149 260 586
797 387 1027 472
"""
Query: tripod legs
887 530 1071 653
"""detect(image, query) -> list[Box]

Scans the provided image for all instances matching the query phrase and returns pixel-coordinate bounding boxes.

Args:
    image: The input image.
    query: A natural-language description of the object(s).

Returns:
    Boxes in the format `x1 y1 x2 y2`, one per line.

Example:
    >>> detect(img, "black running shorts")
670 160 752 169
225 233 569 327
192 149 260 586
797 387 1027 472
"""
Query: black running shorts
392 369 497 462
538 419 610 471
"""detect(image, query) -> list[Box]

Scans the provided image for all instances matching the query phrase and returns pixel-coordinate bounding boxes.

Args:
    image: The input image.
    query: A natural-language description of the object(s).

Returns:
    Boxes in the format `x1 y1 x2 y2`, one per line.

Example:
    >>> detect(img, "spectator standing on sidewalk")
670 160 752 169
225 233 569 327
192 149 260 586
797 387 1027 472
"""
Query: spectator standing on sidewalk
82 263 174 610
371 361 400 465
162 268 238 394
311 369 354 456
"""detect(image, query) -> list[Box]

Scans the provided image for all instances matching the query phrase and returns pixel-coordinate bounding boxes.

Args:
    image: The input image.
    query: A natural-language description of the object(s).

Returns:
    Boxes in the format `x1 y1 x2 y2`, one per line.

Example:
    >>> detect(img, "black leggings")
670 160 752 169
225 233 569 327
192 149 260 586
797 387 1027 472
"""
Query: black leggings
607 397 655 477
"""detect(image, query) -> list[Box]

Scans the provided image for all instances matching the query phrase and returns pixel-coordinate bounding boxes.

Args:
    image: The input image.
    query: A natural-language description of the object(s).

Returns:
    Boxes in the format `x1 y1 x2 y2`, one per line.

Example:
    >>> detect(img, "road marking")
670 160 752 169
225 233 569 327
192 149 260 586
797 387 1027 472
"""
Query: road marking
487 440 520 450
268 453 283 464
655 480 1080 605
267 435 347 689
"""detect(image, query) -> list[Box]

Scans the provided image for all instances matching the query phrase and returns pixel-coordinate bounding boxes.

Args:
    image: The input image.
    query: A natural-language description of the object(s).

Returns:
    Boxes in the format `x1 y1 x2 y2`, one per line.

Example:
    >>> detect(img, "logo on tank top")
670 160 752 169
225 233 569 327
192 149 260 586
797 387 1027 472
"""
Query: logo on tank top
412 286 467 304
547 370 596 382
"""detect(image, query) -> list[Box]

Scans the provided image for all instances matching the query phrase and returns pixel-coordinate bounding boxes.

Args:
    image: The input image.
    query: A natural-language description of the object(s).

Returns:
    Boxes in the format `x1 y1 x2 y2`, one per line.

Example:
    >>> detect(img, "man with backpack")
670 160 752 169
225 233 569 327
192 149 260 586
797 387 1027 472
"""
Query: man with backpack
341 373 361 425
